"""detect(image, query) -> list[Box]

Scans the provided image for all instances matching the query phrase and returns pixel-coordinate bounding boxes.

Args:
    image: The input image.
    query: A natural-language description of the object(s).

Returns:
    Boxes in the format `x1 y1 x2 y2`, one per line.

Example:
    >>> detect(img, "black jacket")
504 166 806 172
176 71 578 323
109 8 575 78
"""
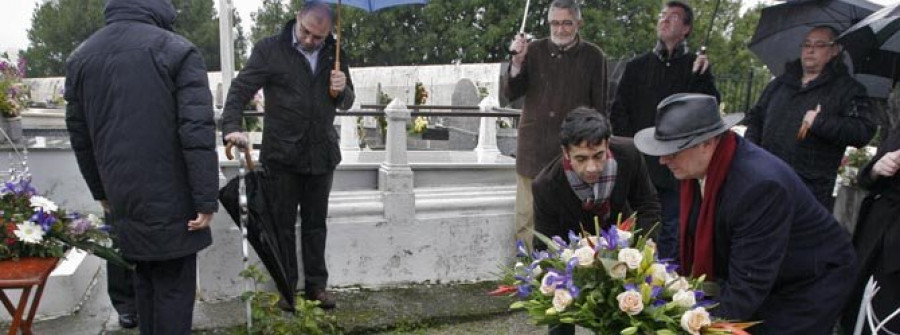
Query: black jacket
65 0 218 261
610 44 719 190
221 19 355 175
532 137 660 248
744 58 876 206
705 136 856 334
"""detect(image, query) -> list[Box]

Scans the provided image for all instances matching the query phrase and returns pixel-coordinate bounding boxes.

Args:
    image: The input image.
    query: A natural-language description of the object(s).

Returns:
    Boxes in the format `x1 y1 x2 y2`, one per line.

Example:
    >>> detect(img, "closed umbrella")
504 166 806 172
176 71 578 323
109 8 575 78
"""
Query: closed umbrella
320 0 428 97
219 145 296 317
749 0 881 76
837 3 900 98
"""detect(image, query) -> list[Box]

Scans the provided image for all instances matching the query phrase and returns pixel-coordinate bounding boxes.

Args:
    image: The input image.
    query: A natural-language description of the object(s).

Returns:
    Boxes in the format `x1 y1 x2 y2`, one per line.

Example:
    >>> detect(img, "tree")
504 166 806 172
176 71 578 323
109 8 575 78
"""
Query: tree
23 0 247 77
22 0 105 78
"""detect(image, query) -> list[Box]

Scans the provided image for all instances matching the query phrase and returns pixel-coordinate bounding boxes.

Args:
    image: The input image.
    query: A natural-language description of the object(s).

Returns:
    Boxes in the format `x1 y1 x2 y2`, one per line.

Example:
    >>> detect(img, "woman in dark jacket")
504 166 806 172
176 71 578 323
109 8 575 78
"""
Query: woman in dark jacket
841 128 900 334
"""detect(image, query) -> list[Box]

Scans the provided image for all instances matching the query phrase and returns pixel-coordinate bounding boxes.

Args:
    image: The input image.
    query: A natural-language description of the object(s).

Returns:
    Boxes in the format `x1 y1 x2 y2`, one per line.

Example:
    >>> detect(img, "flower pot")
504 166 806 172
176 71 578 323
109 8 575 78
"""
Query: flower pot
0 116 24 144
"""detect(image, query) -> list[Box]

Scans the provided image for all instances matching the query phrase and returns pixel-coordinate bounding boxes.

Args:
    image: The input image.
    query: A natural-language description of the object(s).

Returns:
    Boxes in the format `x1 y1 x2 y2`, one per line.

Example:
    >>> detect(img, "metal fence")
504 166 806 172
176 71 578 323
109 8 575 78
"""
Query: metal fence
716 68 774 115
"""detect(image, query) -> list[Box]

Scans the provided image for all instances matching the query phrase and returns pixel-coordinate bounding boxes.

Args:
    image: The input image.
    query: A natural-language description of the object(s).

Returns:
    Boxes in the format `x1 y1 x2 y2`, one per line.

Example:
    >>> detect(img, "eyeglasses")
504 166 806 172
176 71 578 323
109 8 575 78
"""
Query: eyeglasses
549 20 576 28
658 13 683 23
801 41 835 49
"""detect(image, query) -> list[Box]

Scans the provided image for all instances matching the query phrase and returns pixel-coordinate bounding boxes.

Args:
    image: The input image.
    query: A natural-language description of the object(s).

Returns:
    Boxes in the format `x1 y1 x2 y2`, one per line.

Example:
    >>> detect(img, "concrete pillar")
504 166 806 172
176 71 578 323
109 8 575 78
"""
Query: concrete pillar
340 101 361 151
475 96 500 154
218 0 235 94
378 98 415 223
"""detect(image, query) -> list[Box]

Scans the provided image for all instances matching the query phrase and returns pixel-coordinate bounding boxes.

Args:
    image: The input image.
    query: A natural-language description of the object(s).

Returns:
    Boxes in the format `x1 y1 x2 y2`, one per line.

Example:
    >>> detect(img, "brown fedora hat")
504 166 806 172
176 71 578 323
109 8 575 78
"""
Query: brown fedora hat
634 93 743 157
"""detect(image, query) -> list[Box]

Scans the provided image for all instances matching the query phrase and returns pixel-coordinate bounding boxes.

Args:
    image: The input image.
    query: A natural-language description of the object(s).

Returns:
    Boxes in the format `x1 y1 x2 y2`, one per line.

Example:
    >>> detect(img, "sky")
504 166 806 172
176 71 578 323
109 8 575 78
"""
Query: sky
1 0 897 54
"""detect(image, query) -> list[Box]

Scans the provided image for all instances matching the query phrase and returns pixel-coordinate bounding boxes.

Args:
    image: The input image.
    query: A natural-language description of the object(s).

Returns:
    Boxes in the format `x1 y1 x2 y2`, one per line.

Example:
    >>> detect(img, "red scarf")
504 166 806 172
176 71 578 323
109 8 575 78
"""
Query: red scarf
678 131 737 281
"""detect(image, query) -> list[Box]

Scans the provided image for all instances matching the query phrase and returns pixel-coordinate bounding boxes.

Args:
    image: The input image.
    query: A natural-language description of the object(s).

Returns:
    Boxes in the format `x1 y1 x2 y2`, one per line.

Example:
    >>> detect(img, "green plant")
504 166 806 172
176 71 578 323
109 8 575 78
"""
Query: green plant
376 90 392 136
0 53 29 118
239 264 341 335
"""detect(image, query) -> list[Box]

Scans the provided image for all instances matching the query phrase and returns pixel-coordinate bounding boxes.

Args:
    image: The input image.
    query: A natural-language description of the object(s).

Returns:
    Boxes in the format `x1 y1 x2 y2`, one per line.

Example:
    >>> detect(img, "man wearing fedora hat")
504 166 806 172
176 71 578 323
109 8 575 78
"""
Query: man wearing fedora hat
634 93 857 334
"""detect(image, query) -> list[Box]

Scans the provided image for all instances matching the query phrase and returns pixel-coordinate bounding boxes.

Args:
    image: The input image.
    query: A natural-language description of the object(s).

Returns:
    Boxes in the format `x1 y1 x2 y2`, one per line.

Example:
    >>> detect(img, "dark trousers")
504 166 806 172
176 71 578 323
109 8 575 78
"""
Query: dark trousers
656 186 680 261
134 254 197 335
266 167 333 293
106 212 136 316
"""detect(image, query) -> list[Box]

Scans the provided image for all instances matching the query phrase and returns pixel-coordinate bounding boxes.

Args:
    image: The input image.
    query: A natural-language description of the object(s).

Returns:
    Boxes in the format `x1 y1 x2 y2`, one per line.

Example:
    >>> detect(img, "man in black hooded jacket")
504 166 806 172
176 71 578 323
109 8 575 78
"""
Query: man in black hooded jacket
65 0 218 333
745 26 876 211
221 1 355 310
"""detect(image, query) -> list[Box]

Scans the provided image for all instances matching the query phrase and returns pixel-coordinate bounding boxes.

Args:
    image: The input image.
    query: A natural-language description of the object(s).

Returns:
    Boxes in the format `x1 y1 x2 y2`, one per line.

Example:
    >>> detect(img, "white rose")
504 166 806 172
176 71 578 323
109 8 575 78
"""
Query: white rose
573 246 595 267
617 229 633 245
649 263 668 284
667 276 690 294
560 248 575 261
616 290 644 315
552 288 573 312
618 248 643 269
29 195 58 212
532 265 543 277
672 289 697 308
540 273 559 296
609 261 628 279
579 236 600 248
514 261 525 272
681 307 712 335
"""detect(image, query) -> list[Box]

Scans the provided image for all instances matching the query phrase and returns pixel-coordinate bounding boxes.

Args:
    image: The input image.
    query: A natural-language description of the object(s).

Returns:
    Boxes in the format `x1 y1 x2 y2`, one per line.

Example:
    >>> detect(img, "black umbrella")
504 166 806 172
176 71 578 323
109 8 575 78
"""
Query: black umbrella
219 144 296 313
837 3 900 98
749 0 881 76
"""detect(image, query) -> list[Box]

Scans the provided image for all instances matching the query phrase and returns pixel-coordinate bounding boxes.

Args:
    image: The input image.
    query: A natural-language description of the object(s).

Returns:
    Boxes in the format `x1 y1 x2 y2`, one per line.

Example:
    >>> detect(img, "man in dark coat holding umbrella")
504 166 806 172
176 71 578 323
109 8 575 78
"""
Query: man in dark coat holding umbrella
65 0 218 333
635 93 857 334
533 107 660 335
745 26 876 210
221 1 354 309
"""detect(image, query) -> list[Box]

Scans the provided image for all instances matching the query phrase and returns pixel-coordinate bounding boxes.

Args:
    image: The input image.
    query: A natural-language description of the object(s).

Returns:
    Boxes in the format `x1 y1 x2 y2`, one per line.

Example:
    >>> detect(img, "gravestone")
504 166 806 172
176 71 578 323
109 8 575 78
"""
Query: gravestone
446 79 481 150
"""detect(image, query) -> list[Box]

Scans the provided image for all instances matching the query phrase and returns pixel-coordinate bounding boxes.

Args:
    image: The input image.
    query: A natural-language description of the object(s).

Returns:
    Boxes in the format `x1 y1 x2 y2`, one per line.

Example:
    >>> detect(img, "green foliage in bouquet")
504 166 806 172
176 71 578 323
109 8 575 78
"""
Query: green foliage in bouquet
492 215 757 335
0 176 132 269
239 264 340 335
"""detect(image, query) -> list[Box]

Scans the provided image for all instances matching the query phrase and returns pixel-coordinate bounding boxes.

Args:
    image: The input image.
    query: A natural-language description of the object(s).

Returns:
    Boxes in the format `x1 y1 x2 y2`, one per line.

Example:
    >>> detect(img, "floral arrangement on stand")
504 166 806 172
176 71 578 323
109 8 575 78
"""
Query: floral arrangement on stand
1 176 131 268
410 82 430 135
0 53 29 118
838 146 876 187
491 216 756 334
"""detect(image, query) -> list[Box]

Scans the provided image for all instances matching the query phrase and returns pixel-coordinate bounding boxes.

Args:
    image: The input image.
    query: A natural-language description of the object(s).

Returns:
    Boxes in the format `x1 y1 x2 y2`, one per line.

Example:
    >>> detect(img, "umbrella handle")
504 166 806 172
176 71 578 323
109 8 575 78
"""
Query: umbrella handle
225 142 256 171
330 0 342 99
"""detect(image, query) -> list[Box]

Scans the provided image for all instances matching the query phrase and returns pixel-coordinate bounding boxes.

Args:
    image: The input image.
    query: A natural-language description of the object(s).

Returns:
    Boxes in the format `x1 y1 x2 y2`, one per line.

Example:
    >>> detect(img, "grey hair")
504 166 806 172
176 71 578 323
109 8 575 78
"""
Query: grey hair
551 0 582 20
298 1 334 24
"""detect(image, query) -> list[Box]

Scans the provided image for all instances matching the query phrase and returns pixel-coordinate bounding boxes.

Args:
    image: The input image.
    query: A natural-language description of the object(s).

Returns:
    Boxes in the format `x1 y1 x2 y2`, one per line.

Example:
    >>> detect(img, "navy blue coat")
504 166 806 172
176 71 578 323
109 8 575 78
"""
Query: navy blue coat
703 135 856 334
65 0 218 261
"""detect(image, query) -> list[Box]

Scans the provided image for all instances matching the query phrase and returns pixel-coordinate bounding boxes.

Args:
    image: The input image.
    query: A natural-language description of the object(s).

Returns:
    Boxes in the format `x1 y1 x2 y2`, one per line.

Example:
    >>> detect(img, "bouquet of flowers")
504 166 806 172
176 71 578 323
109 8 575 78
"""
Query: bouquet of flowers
492 216 756 334
0 53 29 118
838 146 875 187
1 176 131 269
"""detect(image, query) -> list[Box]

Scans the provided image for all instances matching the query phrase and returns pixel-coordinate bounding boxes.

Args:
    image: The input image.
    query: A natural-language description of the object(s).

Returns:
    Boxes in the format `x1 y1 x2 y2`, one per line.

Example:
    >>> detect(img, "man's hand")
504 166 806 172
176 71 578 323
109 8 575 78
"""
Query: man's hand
330 70 347 93
872 150 900 179
188 213 214 231
803 104 821 126
509 33 529 68
692 53 710 74
224 132 249 147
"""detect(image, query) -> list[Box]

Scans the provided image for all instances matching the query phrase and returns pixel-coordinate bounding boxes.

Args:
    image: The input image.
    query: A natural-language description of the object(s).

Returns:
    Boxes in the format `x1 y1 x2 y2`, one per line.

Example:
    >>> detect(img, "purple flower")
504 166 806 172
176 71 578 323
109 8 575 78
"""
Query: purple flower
68 217 92 236
552 235 568 249
531 250 550 261
2 178 36 196
30 209 56 231
516 284 532 297
516 240 528 257
567 230 581 245
600 226 619 250
17 57 27 77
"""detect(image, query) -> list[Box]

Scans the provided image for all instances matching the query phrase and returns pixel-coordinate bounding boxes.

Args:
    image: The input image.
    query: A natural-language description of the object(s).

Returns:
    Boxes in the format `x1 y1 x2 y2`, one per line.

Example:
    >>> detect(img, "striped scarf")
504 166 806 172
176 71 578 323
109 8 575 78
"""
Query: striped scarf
563 151 618 220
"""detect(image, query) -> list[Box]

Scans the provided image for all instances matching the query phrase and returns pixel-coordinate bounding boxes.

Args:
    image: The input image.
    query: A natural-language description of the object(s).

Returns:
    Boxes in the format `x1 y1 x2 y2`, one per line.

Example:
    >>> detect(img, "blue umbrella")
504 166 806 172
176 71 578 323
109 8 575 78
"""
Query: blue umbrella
319 0 428 97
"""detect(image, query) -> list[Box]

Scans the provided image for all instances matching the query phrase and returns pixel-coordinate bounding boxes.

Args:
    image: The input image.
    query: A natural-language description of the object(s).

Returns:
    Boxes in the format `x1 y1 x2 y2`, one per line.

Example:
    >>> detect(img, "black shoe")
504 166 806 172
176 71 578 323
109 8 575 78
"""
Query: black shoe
306 289 336 310
118 313 138 329
277 298 295 313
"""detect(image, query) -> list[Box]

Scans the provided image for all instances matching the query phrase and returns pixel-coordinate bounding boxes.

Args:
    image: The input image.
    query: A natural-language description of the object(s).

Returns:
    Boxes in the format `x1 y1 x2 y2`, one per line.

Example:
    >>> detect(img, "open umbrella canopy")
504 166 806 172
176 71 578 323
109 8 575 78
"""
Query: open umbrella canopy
837 3 900 97
319 0 427 12
749 0 881 76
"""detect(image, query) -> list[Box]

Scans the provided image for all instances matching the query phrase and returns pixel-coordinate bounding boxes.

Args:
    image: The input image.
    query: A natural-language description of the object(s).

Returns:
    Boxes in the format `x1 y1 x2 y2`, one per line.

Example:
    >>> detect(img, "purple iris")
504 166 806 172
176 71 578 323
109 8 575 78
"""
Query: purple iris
2 178 35 196
516 240 528 257
567 230 581 246
531 250 550 261
68 217 92 236
30 209 56 231
17 57 27 77
600 226 619 250
516 284 532 297
552 235 568 249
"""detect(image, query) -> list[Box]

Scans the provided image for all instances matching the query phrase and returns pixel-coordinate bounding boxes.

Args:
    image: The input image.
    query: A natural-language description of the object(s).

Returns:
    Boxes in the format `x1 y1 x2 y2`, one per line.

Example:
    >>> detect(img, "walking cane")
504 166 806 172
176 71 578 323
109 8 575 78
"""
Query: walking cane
226 142 254 334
